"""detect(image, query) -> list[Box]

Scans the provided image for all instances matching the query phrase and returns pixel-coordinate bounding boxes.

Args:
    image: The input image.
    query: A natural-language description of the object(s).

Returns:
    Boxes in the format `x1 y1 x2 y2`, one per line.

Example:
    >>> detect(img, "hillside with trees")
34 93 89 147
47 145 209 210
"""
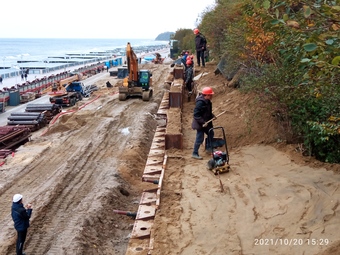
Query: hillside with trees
173 0 340 163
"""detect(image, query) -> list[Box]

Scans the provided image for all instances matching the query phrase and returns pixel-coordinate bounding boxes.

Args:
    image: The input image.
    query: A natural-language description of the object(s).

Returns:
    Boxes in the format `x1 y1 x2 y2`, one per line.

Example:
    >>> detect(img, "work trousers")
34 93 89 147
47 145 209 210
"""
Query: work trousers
196 50 205 67
193 128 214 155
16 229 27 255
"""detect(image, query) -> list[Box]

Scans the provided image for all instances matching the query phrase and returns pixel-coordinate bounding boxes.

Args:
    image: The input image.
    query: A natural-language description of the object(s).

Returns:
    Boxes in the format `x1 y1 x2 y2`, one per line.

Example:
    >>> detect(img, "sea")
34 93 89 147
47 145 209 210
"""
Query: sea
0 38 169 67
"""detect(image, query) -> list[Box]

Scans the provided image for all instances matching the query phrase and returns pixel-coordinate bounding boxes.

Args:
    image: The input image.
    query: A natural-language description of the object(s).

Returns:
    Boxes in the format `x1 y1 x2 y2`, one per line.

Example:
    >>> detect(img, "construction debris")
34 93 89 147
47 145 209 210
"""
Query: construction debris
0 126 31 151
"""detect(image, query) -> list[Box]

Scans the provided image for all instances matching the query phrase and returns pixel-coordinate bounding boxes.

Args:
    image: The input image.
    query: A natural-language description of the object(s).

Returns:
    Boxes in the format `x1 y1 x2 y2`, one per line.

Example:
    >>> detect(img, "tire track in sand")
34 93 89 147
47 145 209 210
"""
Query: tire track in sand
25 101 135 254
0 101 132 254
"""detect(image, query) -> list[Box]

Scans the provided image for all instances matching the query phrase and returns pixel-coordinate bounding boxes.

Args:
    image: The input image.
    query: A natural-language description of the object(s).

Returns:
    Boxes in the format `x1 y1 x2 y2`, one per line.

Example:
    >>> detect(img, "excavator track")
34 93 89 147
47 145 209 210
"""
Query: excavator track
142 90 152 101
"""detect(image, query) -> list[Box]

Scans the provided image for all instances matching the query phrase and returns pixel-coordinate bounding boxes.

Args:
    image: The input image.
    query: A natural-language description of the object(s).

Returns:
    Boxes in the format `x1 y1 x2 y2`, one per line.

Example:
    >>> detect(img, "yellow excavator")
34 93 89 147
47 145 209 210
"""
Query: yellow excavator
118 42 153 101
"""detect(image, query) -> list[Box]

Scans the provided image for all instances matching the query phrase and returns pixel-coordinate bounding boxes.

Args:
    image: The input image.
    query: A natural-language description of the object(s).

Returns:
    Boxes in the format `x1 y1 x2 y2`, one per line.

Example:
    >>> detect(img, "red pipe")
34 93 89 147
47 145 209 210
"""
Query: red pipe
78 95 101 110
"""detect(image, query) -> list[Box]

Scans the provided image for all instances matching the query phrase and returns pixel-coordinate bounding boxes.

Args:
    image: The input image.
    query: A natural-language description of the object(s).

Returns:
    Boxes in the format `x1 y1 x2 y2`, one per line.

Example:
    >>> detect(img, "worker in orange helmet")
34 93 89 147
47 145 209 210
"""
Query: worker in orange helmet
187 53 195 66
194 28 207 67
191 87 215 159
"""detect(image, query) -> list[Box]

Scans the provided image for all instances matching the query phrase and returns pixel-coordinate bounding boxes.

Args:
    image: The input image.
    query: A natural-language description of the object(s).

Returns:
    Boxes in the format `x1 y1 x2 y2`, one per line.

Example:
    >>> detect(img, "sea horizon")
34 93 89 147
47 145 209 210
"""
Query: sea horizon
0 38 168 67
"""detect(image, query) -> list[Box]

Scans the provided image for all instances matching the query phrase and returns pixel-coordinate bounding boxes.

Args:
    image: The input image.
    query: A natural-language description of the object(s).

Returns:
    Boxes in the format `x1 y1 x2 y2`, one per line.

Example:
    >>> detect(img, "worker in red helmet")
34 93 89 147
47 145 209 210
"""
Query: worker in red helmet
191 87 215 159
184 58 194 92
194 28 207 68
188 54 194 66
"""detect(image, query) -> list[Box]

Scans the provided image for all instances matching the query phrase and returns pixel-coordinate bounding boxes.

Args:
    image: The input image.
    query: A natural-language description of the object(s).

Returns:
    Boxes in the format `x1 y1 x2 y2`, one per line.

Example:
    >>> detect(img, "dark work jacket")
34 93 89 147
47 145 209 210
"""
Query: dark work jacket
191 94 214 131
185 65 194 85
195 34 207 52
181 57 186 67
11 202 32 232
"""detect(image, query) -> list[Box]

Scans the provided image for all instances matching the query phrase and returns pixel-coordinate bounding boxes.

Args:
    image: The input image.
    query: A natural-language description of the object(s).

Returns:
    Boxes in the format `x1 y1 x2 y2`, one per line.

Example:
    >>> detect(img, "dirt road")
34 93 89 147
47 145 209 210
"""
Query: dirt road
0 60 339 255
0 63 170 254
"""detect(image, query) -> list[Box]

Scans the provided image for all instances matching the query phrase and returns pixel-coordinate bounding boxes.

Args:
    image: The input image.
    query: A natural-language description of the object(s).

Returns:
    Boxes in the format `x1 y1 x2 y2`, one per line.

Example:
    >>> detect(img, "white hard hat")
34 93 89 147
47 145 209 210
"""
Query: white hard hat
13 194 23 203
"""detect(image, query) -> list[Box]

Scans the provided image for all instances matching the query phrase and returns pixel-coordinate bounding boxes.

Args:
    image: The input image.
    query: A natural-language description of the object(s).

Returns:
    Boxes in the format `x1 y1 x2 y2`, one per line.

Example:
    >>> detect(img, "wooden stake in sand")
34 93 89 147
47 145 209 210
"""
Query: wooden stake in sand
217 172 224 192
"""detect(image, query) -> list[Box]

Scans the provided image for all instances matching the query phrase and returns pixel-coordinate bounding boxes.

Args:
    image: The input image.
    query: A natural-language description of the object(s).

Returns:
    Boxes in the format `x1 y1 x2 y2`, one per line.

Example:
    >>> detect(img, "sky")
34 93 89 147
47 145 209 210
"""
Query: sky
0 0 216 39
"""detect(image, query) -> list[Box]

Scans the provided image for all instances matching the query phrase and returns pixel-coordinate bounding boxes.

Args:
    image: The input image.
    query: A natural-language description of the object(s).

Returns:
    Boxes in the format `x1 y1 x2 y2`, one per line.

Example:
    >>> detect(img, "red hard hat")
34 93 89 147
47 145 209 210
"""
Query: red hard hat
186 58 192 65
194 28 199 34
202 87 214 95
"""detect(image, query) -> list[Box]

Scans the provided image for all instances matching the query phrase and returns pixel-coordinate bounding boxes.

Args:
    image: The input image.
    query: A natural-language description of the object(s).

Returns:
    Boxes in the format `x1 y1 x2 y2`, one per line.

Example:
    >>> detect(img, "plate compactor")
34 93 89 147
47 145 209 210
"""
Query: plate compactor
206 127 230 175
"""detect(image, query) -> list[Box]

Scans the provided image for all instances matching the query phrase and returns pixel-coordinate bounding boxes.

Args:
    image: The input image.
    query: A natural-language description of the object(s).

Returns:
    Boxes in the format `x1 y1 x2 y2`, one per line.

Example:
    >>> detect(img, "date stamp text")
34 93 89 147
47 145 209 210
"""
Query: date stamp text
254 238 329 246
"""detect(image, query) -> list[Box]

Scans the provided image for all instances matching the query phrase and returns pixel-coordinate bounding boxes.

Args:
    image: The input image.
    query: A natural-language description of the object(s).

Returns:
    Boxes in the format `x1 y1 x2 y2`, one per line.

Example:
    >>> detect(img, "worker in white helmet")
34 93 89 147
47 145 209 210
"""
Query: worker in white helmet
11 194 33 255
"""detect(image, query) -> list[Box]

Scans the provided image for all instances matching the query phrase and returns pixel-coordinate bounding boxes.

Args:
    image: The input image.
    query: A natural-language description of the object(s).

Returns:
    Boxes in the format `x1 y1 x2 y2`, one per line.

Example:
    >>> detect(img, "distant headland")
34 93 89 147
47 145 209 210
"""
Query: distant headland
155 32 175 41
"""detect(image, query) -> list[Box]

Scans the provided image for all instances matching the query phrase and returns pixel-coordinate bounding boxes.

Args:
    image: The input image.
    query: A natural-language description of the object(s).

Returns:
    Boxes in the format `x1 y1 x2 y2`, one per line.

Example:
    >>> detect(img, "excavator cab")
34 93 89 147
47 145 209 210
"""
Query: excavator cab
139 70 152 90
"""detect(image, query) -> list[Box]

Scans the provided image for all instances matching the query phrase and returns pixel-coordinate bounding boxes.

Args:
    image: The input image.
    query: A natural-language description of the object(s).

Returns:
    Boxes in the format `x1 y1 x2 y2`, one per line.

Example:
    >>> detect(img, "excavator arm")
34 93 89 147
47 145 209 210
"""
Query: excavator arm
126 42 138 83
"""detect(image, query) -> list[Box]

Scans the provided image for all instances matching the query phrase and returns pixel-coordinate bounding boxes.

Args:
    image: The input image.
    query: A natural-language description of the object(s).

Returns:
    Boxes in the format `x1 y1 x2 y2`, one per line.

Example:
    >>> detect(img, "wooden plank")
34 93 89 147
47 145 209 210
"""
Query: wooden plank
150 144 164 150
131 220 153 238
125 240 150 255
156 109 167 115
140 191 158 205
146 156 164 166
154 132 165 138
143 165 162 175
159 101 169 108
151 139 165 149
148 238 154 255
148 149 164 157
136 205 157 220
142 174 161 181
152 137 165 142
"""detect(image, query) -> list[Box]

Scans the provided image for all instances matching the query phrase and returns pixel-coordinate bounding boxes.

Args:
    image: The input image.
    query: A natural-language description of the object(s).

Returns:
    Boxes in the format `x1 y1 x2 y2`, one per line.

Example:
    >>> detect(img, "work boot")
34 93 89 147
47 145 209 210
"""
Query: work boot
192 153 203 160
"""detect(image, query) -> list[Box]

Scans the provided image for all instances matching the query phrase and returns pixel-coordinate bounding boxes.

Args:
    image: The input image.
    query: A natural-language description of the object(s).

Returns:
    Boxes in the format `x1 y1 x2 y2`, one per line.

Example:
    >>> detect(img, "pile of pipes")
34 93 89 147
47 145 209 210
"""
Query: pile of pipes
7 112 48 131
6 104 62 131
25 104 62 123
0 126 31 150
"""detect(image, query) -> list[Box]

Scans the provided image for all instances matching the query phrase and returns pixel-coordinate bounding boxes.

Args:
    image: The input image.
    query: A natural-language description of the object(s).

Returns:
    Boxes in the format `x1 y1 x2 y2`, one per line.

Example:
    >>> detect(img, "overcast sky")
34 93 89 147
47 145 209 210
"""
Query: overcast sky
0 0 216 39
